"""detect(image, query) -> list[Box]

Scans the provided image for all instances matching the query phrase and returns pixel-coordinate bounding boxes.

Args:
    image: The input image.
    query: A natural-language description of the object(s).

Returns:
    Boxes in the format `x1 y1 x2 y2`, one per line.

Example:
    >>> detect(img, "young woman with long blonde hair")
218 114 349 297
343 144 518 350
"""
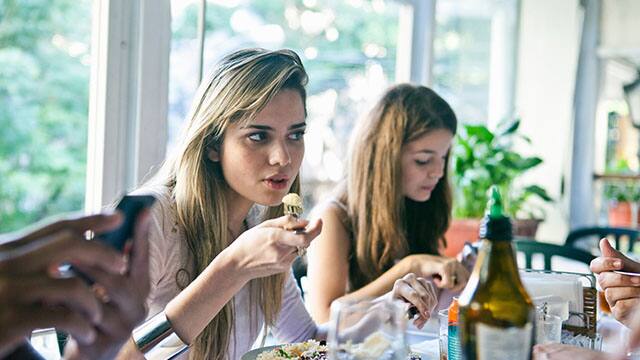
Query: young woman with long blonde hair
307 84 469 323
117 49 437 359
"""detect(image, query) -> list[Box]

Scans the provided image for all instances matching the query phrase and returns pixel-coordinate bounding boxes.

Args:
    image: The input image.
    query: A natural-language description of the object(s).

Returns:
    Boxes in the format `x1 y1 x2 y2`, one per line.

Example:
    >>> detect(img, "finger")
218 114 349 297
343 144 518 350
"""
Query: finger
394 278 430 317
599 239 640 272
62 243 127 277
452 265 470 292
274 230 312 249
416 277 438 313
434 263 456 289
10 305 97 345
598 272 640 289
28 213 123 244
405 276 433 317
590 256 624 274
15 275 102 324
611 298 640 327
605 287 640 307
75 265 128 308
260 215 309 231
303 218 323 239
3 229 127 276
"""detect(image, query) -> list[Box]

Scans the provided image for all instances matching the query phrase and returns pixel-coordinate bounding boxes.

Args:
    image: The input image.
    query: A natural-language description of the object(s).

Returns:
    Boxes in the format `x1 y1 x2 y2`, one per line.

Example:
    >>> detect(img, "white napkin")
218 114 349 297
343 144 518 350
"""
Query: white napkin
410 338 440 360
520 272 584 327
532 295 570 321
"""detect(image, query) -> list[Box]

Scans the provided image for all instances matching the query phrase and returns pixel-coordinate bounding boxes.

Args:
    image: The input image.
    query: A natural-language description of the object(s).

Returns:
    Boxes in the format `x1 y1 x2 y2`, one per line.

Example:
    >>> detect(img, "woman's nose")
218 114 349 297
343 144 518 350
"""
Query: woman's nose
428 160 445 179
269 141 291 166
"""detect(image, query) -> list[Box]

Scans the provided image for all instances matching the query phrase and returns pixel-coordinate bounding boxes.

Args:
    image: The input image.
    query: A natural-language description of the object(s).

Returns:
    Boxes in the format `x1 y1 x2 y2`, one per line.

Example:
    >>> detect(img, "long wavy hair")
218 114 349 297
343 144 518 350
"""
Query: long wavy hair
342 84 457 290
149 48 307 359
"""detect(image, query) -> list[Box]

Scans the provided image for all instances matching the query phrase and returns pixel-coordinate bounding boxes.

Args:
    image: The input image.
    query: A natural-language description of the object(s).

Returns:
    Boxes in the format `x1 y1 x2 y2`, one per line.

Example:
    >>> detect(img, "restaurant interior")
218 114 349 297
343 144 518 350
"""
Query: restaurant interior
3 0 640 359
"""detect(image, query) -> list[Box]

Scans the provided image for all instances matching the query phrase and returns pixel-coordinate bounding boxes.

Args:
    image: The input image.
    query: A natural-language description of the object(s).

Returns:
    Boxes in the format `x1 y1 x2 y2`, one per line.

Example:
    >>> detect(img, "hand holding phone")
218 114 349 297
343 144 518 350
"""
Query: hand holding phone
98 195 156 253
64 194 156 283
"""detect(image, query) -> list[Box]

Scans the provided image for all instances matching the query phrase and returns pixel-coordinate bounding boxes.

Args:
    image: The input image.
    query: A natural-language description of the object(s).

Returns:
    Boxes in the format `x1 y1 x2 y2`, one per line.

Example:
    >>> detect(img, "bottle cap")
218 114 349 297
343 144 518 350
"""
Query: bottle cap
479 186 513 241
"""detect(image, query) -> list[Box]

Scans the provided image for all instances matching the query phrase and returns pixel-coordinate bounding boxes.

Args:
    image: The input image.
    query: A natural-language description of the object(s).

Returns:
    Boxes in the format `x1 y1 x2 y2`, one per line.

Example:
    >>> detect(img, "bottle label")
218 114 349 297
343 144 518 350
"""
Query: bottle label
448 324 461 360
475 322 533 360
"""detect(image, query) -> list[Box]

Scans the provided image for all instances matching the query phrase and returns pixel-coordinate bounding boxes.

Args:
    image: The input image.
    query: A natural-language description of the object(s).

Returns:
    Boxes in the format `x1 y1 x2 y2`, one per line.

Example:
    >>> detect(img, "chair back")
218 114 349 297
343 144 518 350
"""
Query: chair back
565 226 640 253
514 239 595 271
292 256 307 298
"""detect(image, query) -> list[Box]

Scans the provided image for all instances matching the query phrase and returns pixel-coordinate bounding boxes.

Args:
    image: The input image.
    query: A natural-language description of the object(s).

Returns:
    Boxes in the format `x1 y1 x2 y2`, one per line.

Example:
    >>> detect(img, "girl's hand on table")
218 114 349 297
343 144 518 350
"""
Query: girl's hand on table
389 273 437 329
404 254 469 292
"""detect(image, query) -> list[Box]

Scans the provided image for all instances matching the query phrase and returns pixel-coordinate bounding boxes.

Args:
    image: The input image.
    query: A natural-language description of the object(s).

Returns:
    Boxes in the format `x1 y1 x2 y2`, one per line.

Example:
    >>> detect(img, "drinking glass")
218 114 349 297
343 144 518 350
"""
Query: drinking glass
328 298 407 360
438 309 448 360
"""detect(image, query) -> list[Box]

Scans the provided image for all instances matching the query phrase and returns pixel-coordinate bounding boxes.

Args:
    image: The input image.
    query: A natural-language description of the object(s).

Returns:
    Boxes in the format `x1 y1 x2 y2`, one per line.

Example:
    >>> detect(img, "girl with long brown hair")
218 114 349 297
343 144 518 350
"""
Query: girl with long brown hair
117 49 437 359
307 84 469 323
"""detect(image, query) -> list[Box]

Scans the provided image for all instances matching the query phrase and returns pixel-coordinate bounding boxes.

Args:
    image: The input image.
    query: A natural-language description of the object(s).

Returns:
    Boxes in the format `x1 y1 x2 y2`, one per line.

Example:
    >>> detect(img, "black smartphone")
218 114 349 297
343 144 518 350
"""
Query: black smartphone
97 194 156 252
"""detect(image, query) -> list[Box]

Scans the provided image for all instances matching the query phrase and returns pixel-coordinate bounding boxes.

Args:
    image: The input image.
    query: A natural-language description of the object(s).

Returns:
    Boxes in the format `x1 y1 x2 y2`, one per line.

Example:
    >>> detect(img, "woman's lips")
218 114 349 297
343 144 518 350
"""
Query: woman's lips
264 178 289 190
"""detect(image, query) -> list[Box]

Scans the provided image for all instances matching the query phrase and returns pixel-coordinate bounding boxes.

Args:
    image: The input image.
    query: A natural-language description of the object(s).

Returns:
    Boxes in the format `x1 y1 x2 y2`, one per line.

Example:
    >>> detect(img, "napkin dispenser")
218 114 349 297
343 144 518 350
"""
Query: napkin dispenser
520 271 584 327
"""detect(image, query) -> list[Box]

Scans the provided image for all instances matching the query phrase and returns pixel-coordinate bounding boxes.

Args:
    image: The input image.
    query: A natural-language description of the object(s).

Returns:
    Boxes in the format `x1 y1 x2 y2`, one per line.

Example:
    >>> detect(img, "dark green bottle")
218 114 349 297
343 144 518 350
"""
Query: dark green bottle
458 187 534 360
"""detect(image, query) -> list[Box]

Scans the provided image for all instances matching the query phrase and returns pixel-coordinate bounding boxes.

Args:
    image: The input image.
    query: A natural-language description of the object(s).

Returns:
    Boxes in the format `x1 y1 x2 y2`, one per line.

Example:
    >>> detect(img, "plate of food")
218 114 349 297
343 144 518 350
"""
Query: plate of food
241 340 327 360
241 339 425 360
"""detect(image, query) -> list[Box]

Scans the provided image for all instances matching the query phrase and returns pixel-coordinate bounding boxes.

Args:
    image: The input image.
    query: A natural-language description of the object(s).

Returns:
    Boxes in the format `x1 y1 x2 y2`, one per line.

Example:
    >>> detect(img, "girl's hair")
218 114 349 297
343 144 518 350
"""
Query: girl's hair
149 48 307 359
343 84 457 290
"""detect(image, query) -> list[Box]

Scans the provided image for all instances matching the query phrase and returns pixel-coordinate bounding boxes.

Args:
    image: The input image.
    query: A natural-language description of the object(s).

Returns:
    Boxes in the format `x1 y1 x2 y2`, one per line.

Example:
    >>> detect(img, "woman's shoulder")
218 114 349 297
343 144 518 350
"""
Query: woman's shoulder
316 199 350 224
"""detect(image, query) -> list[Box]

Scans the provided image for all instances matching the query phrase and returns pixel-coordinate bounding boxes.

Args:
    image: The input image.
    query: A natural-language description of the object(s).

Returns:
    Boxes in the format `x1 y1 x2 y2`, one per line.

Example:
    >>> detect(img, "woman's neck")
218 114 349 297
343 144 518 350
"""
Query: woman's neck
225 189 254 238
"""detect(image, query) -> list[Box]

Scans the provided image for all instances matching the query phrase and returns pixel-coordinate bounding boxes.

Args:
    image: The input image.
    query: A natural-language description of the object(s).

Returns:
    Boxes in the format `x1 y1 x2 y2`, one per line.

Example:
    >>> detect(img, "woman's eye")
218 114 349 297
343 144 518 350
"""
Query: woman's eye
288 130 306 141
415 159 430 166
248 132 267 142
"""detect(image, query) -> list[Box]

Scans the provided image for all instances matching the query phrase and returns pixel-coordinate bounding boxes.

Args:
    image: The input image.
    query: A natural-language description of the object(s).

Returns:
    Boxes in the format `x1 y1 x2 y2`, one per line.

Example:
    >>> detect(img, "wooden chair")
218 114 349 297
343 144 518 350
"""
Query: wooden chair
565 226 640 254
514 239 595 271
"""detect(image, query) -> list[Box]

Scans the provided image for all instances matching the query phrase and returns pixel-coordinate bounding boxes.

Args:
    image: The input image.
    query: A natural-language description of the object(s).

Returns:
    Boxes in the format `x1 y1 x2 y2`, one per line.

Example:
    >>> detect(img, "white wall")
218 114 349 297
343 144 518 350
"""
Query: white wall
514 0 581 243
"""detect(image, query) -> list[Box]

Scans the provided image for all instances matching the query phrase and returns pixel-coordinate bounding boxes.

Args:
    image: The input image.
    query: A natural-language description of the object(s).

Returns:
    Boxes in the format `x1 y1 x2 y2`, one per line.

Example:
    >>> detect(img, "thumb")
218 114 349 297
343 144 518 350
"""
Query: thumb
600 238 621 258
600 239 640 272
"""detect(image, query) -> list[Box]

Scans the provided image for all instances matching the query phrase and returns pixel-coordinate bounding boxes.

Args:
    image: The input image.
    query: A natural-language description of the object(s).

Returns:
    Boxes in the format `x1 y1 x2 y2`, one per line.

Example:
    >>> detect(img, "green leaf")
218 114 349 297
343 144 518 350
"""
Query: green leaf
499 119 520 136
464 124 495 143
523 185 553 202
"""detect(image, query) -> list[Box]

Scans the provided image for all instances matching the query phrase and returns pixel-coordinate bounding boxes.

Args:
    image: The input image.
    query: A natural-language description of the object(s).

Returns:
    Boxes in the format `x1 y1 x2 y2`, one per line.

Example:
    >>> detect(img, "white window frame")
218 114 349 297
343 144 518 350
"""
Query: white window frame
85 0 171 212
396 0 437 85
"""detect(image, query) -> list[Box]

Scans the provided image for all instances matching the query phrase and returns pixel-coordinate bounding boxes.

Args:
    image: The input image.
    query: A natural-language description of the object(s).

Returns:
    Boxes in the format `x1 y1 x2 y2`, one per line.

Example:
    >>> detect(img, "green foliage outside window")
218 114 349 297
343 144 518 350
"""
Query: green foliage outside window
0 0 91 232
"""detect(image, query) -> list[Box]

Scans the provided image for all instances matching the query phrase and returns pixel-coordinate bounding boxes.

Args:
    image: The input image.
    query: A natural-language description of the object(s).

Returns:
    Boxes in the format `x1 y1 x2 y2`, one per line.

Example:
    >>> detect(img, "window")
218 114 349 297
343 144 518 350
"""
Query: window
433 0 517 124
168 0 402 207
0 0 92 232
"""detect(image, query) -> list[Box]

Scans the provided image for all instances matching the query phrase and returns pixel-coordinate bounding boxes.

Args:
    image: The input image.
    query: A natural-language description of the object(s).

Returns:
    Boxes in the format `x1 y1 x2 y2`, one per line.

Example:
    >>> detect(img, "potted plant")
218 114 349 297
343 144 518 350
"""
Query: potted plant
444 119 553 256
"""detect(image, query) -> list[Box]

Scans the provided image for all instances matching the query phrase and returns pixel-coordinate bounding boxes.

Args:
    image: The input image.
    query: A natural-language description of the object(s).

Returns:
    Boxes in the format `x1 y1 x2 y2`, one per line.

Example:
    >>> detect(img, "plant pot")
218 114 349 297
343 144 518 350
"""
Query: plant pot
512 218 542 239
443 218 481 257
608 201 636 227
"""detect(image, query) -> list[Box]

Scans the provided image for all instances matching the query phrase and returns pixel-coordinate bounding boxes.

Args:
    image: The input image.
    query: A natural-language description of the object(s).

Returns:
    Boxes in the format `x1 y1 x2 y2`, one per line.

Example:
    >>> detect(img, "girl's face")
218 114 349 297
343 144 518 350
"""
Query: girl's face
401 128 453 202
210 89 306 207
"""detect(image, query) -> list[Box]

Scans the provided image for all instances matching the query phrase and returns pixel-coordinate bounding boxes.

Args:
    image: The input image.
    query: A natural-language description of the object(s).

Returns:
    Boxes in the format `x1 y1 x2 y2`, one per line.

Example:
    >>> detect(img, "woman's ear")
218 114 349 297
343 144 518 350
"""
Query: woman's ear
207 146 220 162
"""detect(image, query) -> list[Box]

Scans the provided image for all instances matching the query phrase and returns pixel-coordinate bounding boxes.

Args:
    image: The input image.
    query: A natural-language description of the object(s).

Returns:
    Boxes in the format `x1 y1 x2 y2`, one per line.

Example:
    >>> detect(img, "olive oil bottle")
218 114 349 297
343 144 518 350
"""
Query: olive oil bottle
458 187 534 360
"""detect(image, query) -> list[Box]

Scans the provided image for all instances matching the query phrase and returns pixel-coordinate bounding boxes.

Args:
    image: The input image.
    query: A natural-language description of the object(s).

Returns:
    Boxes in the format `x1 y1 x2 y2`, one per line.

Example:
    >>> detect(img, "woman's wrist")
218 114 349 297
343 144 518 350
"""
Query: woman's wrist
216 245 254 283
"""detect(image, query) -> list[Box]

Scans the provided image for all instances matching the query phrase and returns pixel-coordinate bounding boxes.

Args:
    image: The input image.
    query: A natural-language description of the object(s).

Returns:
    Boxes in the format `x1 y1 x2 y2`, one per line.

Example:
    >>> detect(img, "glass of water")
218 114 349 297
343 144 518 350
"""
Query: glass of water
328 298 407 360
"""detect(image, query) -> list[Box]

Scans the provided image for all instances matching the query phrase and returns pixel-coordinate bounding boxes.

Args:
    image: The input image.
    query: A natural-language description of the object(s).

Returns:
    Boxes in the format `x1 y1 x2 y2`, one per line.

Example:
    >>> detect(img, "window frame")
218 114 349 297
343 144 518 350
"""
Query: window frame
85 0 171 211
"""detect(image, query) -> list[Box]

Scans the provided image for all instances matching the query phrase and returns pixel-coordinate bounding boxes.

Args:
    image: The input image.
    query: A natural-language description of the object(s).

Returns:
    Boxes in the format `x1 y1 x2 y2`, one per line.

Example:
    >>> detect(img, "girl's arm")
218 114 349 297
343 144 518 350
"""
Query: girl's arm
307 206 468 323
167 216 321 343
118 216 322 357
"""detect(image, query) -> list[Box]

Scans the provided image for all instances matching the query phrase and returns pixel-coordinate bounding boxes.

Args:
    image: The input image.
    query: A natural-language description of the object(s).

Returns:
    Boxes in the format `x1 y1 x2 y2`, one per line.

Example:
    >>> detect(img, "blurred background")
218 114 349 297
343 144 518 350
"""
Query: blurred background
2 0 640 248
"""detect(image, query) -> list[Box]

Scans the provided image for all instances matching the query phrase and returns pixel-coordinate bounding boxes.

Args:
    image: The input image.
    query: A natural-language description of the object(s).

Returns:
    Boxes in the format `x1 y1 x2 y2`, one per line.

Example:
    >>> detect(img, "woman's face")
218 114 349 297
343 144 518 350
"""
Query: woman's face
210 89 306 207
401 128 453 202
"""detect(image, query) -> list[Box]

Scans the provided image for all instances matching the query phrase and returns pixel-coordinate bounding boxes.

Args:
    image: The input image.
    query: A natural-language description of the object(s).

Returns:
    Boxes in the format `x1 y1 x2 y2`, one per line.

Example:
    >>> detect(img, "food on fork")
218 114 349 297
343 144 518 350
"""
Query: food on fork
282 193 304 218
282 193 306 257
